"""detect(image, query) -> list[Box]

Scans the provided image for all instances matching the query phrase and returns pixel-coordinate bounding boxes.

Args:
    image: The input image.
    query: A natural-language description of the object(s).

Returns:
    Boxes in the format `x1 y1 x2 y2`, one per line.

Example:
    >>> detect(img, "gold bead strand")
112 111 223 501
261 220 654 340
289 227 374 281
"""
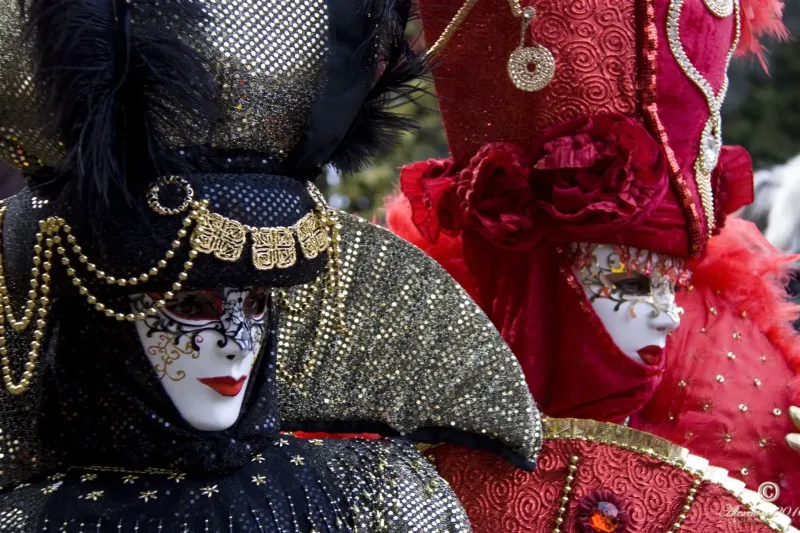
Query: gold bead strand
58 240 199 322
0 208 46 332
667 477 701 532
0 210 56 395
63 209 198 288
553 455 579 533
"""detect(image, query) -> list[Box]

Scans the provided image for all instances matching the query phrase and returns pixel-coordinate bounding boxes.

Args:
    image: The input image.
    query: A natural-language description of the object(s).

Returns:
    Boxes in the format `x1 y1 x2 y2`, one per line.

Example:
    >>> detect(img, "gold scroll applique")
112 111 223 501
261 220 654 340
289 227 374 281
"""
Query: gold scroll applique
190 212 247 262
251 227 297 270
296 213 331 260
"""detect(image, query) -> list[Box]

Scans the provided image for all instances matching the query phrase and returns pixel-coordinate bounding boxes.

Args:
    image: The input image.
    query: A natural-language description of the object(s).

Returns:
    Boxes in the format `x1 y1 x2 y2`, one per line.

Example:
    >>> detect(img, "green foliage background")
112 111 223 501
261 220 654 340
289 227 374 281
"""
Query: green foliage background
324 7 800 222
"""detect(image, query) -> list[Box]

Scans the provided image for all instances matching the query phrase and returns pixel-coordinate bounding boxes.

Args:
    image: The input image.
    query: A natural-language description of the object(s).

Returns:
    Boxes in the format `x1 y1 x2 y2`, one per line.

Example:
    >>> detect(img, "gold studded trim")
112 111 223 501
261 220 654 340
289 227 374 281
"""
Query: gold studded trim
542 417 688 464
543 418 798 533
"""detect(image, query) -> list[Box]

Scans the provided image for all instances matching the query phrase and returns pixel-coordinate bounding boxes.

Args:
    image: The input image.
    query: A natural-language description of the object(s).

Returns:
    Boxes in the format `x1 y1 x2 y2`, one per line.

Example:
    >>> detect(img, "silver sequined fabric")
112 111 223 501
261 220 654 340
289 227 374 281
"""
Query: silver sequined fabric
0 1 64 170
176 0 329 157
278 214 543 463
0 0 330 170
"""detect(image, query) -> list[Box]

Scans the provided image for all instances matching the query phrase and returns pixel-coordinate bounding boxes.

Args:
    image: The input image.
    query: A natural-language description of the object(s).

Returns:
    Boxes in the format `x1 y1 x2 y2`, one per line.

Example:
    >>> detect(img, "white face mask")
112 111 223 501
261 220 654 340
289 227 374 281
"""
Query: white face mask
572 244 687 366
131 287 268 432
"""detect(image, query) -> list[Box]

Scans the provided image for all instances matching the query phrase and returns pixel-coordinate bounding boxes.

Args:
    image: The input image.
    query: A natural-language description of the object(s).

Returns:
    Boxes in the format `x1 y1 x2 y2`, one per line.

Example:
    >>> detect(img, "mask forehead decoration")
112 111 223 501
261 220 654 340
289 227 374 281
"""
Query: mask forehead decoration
572 243 688 324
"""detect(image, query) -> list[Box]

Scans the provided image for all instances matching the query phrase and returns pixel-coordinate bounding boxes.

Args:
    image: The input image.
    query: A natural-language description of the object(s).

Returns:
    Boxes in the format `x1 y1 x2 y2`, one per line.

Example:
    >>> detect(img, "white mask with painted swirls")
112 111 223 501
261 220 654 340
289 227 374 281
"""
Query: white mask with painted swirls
572 244 686 367
131 287 268 432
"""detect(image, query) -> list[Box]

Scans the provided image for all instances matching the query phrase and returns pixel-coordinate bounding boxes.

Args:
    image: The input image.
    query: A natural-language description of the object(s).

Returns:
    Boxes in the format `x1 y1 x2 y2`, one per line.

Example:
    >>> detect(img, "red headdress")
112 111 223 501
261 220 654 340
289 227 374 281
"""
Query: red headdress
388 0 798 527
392 0 775 422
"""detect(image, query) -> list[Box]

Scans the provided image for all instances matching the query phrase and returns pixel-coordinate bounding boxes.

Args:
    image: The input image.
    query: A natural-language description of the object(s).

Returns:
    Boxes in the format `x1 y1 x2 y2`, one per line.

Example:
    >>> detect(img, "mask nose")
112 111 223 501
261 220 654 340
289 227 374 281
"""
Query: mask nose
648 283 681 333
649 309 681 333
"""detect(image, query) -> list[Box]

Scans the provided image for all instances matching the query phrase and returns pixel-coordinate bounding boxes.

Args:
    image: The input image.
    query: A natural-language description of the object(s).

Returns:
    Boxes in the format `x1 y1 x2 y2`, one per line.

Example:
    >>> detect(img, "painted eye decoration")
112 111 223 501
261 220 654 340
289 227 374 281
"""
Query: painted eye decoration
243 287 268 318
609 274 651 296
164 291 223 320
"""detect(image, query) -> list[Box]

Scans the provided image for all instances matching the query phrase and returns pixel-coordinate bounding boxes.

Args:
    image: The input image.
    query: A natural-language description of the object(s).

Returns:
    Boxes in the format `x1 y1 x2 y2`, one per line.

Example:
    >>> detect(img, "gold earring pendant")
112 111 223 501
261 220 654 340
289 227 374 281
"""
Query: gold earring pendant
507 7 555 92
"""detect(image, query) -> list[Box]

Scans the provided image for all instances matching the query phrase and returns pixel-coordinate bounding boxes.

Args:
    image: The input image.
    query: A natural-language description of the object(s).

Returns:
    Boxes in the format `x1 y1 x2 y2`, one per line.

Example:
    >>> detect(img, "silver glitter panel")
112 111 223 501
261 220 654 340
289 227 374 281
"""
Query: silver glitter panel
317 439 471 532
278 214 543 462
182 0 330 157
0 0 65 170
0 0 330 171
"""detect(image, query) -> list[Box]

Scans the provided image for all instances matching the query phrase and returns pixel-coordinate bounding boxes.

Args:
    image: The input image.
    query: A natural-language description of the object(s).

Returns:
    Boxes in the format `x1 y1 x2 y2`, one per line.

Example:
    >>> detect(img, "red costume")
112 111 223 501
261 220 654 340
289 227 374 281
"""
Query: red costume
386 0 800 528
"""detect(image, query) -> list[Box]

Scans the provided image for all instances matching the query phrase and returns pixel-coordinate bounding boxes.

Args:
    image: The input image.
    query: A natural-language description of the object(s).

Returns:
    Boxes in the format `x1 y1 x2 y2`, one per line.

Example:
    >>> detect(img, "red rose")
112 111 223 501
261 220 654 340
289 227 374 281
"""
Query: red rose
454 143 544 249
400 158 459 242
530 114 668 240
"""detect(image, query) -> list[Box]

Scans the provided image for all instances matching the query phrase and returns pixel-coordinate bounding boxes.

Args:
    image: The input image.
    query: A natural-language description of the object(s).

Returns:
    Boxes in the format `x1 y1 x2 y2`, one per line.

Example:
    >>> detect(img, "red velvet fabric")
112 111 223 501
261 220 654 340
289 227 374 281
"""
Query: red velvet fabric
388 194 661 423
654 0 737 235
429 440 780 533
451 229 666 424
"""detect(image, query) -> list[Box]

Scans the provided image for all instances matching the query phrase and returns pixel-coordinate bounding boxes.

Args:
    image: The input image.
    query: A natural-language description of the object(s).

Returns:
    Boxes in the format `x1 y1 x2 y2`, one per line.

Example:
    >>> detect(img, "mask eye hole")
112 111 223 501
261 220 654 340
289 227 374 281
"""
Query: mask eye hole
607 274 652 296
162 291 222 320
243 287 268 318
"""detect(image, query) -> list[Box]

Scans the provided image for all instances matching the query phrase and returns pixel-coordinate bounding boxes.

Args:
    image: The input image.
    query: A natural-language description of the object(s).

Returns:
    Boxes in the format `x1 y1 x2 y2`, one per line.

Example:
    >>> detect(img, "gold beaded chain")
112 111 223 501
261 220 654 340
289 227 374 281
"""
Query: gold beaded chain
0 202 207 395
273 207 347 387
0 178 341 395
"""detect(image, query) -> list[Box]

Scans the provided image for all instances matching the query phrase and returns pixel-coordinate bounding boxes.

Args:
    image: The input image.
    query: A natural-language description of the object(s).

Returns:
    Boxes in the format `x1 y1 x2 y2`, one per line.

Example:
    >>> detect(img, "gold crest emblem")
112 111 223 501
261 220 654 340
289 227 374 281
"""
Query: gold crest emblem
190 212 246 262
251 227 297 270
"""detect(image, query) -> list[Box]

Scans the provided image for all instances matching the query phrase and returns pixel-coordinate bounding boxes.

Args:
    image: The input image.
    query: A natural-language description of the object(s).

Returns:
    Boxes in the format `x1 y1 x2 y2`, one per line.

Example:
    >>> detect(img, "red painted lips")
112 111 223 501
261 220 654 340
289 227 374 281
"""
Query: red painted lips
637 346 663 366
198 376 246 397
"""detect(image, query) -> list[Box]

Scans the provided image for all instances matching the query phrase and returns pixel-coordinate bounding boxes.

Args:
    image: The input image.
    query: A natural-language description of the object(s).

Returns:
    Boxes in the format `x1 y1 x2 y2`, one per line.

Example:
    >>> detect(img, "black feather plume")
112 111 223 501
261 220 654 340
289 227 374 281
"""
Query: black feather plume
327 0 428 173
23 0 218 207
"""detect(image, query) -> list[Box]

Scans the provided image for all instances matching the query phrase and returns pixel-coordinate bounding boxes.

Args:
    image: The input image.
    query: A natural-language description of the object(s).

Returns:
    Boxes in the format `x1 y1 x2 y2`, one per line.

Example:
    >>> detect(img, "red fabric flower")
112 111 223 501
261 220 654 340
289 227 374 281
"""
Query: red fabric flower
452 143 543 249
531 114 668 241
400 114 670 249
399 158 459 242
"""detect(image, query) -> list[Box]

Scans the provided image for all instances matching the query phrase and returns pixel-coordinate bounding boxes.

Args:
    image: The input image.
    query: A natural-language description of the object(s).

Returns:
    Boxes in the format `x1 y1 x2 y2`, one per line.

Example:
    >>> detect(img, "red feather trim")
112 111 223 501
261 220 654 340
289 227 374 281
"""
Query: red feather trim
737 0 790 71
689 218 800 382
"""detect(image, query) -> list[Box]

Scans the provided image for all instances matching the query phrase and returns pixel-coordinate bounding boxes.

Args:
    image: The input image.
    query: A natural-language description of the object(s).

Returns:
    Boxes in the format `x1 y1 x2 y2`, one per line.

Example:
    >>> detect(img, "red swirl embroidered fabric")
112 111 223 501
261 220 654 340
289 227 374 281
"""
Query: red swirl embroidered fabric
419 0 638 165
429 441 777 532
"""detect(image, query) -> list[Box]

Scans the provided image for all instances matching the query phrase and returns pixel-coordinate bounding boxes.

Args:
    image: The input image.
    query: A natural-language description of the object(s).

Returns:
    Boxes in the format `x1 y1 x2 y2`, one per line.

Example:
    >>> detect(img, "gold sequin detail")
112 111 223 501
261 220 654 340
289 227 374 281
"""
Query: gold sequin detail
666 0 740 234
277 214 542 462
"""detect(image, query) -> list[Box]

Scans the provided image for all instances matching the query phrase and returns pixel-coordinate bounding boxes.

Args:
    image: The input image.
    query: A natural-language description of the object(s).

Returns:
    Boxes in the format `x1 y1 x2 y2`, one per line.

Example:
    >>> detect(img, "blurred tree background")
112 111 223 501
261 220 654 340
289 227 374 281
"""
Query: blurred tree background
323 5 800 222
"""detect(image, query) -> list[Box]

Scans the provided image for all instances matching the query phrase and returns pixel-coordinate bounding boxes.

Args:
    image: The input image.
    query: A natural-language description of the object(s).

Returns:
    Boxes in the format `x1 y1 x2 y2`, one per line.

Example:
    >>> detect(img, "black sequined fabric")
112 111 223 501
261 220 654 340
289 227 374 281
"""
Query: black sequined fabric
0 436 470 532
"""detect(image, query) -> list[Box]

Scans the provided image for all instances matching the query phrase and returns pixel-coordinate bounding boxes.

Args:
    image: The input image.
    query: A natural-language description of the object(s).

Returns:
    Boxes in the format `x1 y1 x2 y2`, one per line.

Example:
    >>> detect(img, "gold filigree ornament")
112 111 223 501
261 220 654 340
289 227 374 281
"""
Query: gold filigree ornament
506 6 555 92
0 178 336 395
667 0 740 234
425 0 555 93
